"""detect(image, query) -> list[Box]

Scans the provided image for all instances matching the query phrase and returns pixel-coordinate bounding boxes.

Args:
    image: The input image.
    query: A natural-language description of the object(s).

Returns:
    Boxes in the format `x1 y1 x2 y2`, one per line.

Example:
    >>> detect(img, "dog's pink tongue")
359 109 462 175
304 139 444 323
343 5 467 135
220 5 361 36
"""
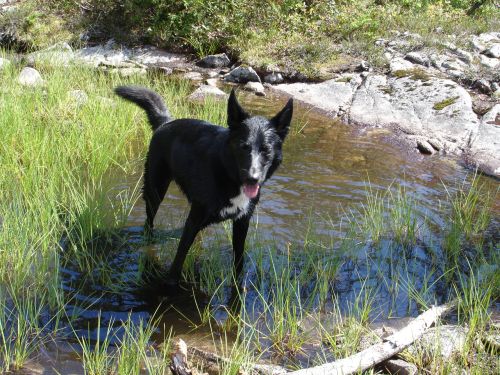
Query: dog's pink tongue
243 184 260 198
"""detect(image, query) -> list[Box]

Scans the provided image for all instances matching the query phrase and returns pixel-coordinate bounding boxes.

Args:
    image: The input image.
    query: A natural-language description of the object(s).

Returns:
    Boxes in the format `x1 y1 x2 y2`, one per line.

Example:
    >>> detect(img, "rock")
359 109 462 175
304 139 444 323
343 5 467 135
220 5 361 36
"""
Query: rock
454 48 473 65
183 71 203 80
0 57 10 70
197 53 230 68
479 54 500 69
207 71 219 78
355 60 371 72
473 79 492 94
224 66 261 83
405 52 429 67
131 46 185 67
468 104 500 178
493 89 500 99
68 90 88 106
417 140 435 154
188 85 228 102
485 43 500 58
29 42 75 66
408 325 468 360
273 76 361 117
390 57 414 72
383 358 418 375
205 78 219 87
243 81 265 96
18 67 44 87
428 138 443 151
109 67 147 77
264 72 284 84
349 75 479 149
442 59 465 71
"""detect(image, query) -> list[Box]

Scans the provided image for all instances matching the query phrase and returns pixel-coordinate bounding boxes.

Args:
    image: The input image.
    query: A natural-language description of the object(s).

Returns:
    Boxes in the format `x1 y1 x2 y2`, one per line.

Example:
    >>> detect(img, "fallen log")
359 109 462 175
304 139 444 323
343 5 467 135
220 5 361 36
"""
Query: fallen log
288 303 453 375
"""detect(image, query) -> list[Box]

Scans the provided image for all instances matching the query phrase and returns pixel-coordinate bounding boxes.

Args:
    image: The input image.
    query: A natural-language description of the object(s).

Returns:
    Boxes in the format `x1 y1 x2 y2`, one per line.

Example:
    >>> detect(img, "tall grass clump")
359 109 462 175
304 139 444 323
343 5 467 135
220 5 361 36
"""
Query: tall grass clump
0 57 232 370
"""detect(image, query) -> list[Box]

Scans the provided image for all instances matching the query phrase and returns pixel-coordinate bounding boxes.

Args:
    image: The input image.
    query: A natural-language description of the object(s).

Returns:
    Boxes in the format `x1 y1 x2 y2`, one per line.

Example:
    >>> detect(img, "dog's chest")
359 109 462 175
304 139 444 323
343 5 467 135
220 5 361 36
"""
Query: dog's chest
219 189 250 219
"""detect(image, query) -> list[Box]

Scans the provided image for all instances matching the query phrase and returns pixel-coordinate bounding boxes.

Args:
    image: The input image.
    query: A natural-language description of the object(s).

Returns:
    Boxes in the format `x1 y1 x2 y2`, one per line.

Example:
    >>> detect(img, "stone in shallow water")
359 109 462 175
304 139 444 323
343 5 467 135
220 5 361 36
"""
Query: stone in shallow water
244 81 266 96
188 85 228 102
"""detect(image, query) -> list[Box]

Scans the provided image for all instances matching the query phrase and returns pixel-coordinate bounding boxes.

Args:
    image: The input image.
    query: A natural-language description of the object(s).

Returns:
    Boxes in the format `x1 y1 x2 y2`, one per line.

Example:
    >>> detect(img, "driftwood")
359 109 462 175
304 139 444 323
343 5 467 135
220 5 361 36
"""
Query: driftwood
170 338 287 375
170 304 453 375
288 304 453 375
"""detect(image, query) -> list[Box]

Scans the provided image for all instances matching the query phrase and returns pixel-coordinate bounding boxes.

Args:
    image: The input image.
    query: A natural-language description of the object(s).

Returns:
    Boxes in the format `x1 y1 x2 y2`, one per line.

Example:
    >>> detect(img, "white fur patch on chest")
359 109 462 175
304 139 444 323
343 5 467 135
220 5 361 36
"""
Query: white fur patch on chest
219 188 250 219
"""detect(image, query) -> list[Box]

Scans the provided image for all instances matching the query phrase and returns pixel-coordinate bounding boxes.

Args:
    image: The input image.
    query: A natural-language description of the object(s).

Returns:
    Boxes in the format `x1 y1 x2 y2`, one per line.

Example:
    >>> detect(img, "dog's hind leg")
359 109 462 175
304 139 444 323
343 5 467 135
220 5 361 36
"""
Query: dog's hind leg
143 155 171 235
167 204 207 285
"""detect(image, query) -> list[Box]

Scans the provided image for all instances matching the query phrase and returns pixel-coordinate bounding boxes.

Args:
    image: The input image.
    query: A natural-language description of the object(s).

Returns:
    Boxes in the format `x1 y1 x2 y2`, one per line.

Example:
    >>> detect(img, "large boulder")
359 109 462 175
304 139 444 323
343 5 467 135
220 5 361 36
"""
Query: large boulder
273 75 361 117
468 104 500 177
349 74 479 151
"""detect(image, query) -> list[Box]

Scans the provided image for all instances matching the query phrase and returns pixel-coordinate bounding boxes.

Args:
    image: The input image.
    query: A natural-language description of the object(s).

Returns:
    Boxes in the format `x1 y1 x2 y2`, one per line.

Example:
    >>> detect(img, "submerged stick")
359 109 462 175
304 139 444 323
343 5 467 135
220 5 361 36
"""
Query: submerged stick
288 303 453 375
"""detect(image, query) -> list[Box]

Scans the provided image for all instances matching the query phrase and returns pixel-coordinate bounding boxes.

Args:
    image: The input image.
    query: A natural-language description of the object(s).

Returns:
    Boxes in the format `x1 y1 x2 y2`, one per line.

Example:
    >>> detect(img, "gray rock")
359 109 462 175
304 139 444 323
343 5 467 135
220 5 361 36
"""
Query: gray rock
243 81 265 96
197 53 230 68
110 67 147 77
383 358 418 375
485 43 500 58
224 66 261 83
442 59 465 71
471 32 500 53
492 82 500 91
428 138 444 151
264 72 284 84
356 60 371 72
479 54 499 69
454 48 473 64
68 90 88 106
408 325 468 360
29 42 75 66
405 51 429 66
390 57 414 72
131 46 185 67
183 71 203 80
417 140 435 154
273 76 361 117
205 78 219 87
0 57 10 70
473 79 492 94
207 71 219 78
349 75 479 149
493 89 500 99
18 67 44 87
468 104 500 178
188 85 228 102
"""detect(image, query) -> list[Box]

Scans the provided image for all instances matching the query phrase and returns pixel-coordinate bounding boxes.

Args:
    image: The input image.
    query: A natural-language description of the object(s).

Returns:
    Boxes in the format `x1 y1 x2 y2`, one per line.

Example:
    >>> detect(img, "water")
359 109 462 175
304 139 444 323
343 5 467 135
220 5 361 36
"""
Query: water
58 89 498 367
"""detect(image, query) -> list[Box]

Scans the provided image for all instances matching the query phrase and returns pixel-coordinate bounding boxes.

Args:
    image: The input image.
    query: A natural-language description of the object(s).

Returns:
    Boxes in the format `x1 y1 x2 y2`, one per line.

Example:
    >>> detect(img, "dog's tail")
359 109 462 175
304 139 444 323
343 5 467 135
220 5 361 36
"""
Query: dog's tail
115 85 172 130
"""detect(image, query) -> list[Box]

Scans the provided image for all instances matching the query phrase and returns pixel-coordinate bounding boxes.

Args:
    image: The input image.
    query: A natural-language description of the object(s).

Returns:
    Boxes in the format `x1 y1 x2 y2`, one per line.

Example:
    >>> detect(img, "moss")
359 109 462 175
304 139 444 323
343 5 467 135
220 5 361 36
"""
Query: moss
433 96 460 110
393 68 431 82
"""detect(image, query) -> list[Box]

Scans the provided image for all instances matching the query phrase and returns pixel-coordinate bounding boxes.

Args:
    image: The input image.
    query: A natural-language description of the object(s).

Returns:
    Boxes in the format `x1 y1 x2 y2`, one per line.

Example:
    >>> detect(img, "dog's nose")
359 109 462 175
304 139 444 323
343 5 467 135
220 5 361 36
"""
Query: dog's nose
246 177 259 185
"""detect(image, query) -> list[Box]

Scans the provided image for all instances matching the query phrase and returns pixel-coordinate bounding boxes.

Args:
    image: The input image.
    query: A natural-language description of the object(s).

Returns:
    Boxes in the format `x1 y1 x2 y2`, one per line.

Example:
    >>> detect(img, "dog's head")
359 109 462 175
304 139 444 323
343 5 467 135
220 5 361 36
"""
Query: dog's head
227 89 293 198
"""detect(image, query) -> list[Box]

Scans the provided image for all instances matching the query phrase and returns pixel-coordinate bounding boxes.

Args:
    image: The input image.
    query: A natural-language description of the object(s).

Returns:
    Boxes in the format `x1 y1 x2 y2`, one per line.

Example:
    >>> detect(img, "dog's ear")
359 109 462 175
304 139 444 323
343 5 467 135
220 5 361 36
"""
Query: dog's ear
227 89 248 129
271 98 293 140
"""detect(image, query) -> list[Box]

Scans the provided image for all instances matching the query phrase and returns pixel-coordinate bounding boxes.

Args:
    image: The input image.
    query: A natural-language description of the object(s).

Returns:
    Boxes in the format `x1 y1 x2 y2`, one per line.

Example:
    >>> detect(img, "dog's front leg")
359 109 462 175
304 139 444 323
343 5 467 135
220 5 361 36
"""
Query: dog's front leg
167 205 206 285
232 216 250 282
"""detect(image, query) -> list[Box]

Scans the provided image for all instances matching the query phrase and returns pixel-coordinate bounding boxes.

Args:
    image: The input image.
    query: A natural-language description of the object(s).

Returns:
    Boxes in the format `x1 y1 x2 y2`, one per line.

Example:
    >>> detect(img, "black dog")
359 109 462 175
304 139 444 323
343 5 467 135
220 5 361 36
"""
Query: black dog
115 86 293 285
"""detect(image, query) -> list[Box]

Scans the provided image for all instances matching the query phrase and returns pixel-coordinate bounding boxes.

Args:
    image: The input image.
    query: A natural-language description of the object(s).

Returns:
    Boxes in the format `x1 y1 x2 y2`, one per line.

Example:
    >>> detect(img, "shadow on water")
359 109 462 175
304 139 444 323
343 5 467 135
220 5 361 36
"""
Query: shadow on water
55 89 499 365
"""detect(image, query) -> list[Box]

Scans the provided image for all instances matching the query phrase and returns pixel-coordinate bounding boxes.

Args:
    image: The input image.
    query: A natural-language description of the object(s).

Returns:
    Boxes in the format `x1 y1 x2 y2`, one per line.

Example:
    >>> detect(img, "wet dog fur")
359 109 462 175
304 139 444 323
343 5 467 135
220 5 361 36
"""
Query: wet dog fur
115 86 293 286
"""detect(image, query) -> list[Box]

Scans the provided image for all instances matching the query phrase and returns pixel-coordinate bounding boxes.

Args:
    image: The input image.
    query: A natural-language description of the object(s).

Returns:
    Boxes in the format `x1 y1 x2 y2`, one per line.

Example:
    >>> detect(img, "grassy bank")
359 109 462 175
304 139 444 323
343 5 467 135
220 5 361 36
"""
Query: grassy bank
0 57 498 374
3 1 498 80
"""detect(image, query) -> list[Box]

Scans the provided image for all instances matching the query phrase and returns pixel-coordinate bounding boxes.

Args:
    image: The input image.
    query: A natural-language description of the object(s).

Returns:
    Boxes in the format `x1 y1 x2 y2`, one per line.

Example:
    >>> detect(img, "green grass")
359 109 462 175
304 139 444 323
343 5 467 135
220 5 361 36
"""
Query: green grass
433 96 460 110
0 54 498 374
